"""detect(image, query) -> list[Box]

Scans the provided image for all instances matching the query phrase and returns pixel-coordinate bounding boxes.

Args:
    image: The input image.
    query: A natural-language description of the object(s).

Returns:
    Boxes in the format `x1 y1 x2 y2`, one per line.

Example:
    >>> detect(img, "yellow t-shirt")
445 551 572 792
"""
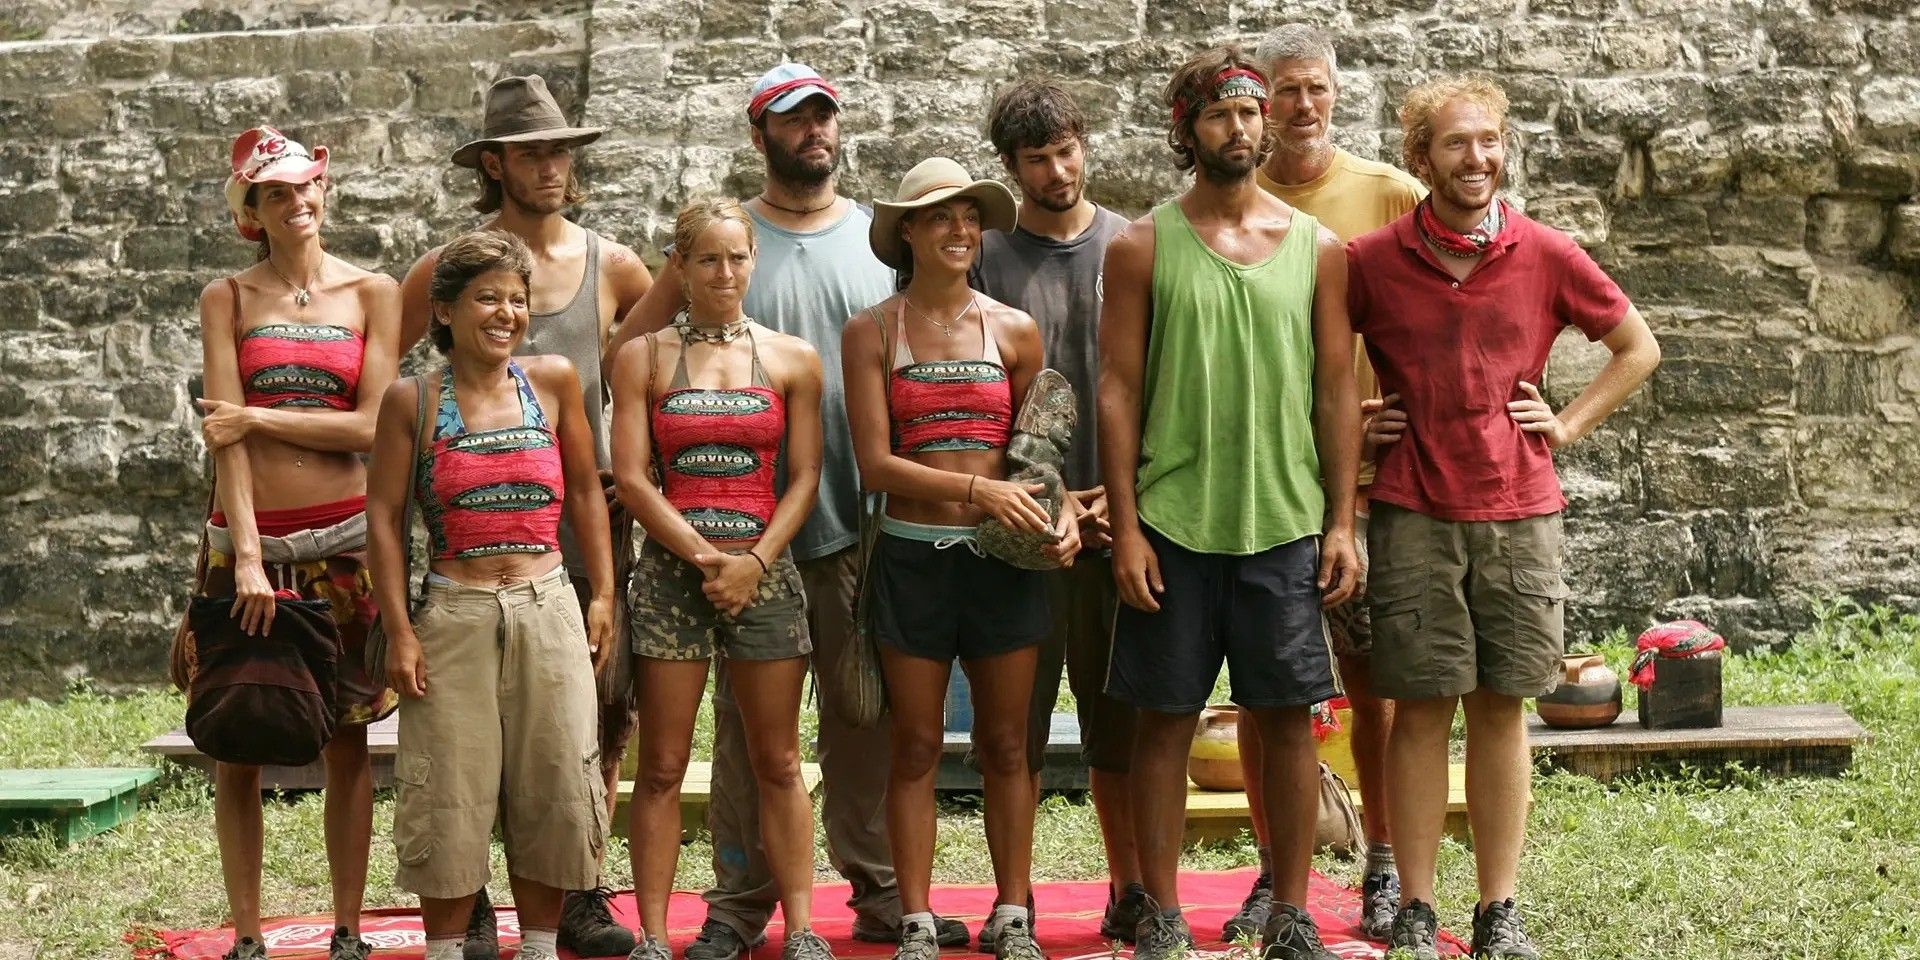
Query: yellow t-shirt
1258 149 1426 488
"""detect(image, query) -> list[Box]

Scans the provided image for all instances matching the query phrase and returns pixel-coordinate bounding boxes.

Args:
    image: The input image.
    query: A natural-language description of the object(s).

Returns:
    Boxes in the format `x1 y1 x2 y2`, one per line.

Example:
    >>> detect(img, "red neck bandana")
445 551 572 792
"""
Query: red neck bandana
747 78 840 120
1415 197 1508 258
1171 67 1269 127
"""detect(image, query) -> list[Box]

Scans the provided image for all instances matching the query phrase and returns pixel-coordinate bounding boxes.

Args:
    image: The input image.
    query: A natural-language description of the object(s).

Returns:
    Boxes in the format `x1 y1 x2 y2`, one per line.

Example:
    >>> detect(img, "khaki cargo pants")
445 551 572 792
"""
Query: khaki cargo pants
393 566 608 899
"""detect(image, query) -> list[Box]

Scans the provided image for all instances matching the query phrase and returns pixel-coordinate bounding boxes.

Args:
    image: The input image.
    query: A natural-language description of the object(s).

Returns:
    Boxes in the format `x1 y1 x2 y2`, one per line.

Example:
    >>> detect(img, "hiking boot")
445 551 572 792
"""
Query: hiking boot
990 914 1046 960
1359 872 1400 941
1258 902 1336 960
328 927 371 960
561 886 637 957
890 919 941 960
465 888 500 960
628 935 673 960
1388 899 1440 960
1470 899 1540 960
851 914 969 948
223 937 268 960
781 929 836 960
977 895 1037 952
1131 899 1194 960
687 918 768 960
1221 871 1272 944
1100 882 1149 943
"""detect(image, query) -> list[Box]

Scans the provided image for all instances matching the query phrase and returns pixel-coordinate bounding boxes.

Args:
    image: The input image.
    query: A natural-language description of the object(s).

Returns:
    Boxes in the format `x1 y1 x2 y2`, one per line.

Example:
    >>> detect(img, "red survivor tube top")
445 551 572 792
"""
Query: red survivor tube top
650 324 785 543
416 362 565 560
887 298 1011 454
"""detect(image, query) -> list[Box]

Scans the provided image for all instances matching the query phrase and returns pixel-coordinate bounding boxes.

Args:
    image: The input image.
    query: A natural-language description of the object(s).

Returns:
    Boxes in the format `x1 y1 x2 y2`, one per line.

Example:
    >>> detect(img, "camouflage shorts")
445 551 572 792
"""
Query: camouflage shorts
627 539 811 662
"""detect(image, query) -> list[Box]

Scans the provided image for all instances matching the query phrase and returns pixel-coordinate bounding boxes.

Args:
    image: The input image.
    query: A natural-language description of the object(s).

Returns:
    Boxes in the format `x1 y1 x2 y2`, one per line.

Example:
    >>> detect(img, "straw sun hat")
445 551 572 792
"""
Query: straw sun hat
868 157 1017 269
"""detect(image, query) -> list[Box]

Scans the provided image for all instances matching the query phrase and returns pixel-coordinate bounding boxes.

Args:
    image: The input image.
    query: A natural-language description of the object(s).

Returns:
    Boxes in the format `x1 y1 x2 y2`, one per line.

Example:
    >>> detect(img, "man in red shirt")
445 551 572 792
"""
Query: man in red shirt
1346 75 1659 960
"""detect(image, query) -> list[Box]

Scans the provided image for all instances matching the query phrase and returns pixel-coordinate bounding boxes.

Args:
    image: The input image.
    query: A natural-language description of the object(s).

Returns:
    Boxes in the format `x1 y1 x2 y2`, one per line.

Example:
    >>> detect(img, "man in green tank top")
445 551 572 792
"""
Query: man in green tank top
1097 45 1362 960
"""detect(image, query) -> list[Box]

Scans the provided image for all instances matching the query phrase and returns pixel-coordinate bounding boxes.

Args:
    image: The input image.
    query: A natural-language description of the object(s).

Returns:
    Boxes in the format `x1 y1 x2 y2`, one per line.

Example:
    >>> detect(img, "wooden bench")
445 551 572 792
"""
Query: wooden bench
611 761 823 839
142 716 399 791
1185 763 1473 844
0 767 162 845
1527 703 1867 783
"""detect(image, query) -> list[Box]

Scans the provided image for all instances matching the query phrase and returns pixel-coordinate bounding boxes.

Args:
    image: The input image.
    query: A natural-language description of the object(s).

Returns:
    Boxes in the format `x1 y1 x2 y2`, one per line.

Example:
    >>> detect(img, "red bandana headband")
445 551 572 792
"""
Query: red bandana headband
1171 67 1269 127
747 77 841 120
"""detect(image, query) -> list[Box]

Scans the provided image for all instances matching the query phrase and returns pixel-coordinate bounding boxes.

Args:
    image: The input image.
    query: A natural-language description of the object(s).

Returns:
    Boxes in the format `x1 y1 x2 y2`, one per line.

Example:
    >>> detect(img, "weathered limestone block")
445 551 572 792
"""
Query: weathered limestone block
1608 246 1814 314
0 41 88 90
1576 75 1702 138
1500 22 1596 73
1807 197 1890 258
1562 515 1694 621
1737 124 1838 195
171 31 303 79
0 427 48 495
1890 204 1920 264
4 334 96 380
1643 421 1795 511
119 429 203 498
0 282 45 332
1651 334 1794 415
1812 268 1911 342
1797 422 1920 514
1866 20 1920 65
1770 19 1866 66
48 423 119 494
0 185 63 234
1598 24 1683 71
1709 69 1834 127
1857 76 1920 139
1555 423 1643 511
1774 521 1920 609
1419 22 1494 70
1527 192 1609 247
85 37 171 78
1685 509 1776 601
118 377 182 422
1797 349 1904 417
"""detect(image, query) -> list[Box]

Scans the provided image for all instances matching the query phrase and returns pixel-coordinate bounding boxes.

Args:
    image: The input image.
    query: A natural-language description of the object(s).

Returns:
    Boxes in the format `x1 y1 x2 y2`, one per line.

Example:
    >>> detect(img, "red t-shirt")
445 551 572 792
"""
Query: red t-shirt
1346 208 1628 522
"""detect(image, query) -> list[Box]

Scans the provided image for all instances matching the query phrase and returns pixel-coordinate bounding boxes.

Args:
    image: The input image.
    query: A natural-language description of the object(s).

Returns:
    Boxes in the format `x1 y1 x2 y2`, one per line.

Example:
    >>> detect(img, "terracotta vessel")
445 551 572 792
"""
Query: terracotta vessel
1536 653 1623 729
1188 705 1244 790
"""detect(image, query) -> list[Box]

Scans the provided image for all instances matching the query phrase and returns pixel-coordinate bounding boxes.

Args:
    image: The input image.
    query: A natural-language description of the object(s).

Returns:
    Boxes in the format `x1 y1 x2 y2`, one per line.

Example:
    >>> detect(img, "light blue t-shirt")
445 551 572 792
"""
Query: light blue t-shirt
743 204 895 562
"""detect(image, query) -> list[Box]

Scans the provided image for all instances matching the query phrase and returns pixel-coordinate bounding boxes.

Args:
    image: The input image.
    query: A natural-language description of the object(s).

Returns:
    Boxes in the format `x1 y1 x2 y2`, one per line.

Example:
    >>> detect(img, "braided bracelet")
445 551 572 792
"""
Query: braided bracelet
747 551 770 575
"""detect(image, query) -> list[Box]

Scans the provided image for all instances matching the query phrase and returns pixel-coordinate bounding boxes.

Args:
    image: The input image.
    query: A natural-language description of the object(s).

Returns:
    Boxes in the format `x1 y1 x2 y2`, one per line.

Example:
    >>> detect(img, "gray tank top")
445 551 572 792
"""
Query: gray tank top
516 226 607 570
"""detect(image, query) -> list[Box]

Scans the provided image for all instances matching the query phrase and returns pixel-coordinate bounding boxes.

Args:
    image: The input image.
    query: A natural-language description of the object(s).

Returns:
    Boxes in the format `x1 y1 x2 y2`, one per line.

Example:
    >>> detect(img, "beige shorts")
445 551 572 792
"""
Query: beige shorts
1366 503 1569 700
391 566 607 899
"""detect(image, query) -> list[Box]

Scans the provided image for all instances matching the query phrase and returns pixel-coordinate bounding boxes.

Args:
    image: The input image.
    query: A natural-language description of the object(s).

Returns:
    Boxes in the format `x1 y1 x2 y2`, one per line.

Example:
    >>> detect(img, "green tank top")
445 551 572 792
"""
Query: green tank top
1136 200 1325 555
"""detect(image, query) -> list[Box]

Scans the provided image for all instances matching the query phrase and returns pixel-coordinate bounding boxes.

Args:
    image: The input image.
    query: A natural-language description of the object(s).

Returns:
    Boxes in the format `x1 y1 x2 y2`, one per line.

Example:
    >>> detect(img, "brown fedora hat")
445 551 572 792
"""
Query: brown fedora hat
451 74 606 168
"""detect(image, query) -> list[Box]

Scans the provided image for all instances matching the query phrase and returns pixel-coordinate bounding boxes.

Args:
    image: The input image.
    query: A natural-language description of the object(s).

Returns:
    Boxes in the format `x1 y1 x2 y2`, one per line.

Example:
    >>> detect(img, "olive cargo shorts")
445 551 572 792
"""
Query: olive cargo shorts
392 566 607 899
1366 502 1570 701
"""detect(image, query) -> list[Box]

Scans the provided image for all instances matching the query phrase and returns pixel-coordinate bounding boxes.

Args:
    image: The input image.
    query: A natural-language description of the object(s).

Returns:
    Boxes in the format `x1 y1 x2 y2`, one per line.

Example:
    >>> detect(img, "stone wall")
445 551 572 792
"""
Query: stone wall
0 0 1915 692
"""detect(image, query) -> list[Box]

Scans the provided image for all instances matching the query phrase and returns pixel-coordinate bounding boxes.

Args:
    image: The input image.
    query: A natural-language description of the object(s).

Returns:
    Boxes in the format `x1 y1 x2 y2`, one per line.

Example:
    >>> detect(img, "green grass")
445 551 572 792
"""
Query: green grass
2 600 1918 958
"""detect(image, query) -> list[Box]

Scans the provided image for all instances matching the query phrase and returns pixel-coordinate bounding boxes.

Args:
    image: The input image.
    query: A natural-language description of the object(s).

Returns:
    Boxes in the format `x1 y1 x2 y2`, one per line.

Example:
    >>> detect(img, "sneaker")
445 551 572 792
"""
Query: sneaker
328 927 371 960
1470 899 1540 960
977 895 1037 952
561 886 638 958
1221 871 1272 944
890 920 941 960
990 914 1046 960
465 888 500 960
629 935 673 960
223 937 268 960
687 918 769 960
781 929 836 960
1100 883 1149 943
519 942 562 960
1359 872 1400 941
1387 899 1440 960
851 914 969 948
1258 902 1335 960
1131 899 1194 960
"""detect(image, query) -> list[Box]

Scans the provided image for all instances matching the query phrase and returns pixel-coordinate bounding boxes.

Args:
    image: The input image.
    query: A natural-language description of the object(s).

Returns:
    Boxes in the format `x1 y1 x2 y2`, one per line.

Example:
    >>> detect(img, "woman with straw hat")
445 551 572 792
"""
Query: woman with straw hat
841 157 1082 960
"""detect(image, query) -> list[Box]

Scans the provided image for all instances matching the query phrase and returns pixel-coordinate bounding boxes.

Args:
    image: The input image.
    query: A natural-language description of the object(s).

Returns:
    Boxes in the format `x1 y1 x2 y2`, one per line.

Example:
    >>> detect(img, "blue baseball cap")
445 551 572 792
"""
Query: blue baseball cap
747 63 843 120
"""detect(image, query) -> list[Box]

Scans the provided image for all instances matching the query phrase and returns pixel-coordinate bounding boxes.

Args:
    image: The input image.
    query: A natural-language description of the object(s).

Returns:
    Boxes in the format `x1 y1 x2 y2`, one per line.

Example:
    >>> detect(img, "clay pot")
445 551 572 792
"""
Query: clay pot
1188 705 1244 791
1536 653 1622 729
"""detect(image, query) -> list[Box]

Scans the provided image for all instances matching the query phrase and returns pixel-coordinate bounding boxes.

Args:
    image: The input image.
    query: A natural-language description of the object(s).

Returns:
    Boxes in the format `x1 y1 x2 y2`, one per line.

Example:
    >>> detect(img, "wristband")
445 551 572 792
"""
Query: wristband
967 475 977 504
747 551 769 575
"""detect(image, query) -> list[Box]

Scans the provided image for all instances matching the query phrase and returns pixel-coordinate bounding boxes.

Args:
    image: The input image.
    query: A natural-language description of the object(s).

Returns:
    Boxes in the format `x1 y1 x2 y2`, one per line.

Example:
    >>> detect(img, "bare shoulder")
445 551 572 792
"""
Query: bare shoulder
519 352 581 390
601 238 648 273
1315 222 1343 252
980 293 1038 336
1107 216 1156 265
757 324 821 360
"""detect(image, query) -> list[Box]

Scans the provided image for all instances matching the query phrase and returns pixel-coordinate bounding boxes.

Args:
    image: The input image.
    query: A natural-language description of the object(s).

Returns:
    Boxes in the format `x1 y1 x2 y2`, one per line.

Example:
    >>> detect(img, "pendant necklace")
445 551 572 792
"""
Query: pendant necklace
268 252 321 307
906 297 971 338
677 311 748 344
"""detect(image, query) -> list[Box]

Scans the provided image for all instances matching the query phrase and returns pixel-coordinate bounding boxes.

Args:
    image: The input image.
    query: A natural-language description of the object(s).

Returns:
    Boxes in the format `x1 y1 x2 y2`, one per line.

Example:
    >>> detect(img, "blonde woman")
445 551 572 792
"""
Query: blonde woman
610 199 830 960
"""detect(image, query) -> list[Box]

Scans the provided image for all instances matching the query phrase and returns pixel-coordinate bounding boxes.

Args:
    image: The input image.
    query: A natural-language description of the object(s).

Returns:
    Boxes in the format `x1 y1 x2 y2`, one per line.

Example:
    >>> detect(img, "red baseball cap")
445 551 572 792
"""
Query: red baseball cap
224 126 329 241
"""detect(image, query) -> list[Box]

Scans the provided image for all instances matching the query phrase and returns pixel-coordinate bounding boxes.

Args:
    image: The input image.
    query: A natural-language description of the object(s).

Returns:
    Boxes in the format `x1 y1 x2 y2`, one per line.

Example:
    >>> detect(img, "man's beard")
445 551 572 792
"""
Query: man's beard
1196 138 1260 185
1023 179 1082 213
501 170 567 216
765 134 839 187
1275 127 1332 159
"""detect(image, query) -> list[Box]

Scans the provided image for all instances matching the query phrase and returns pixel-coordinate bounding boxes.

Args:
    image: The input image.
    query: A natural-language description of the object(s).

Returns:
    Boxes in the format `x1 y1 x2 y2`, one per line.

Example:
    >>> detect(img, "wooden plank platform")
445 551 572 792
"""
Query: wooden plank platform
0 767 161 845
1527 703 1866 783
1184 763 1472 844
937 712 1089 791
611 761 823 839
143 716 400 791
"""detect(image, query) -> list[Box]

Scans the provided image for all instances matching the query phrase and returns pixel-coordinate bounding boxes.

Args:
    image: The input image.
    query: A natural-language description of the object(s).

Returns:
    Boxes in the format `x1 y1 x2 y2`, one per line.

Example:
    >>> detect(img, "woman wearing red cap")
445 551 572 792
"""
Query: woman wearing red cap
189 125 401 960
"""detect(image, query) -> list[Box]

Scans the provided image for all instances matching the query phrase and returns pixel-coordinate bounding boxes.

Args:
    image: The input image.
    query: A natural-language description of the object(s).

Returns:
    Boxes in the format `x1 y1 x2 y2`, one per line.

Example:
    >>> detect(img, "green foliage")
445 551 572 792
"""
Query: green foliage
2 601 1918 958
